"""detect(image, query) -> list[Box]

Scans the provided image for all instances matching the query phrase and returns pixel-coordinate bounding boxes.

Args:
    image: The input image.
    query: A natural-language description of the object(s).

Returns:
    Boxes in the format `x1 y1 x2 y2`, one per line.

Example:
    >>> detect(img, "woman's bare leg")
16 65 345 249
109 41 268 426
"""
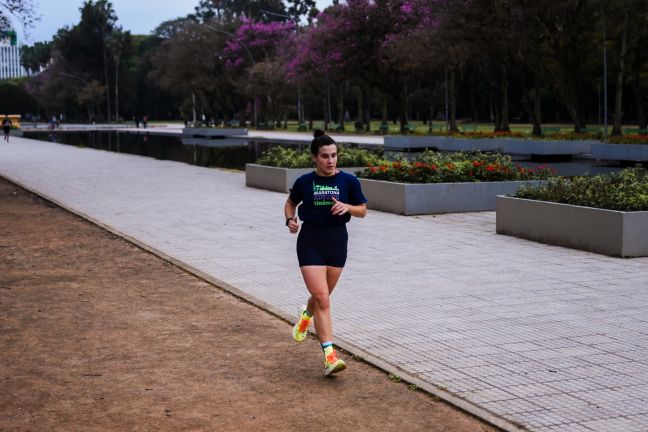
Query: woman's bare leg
305 266 344 336
301 265 338 342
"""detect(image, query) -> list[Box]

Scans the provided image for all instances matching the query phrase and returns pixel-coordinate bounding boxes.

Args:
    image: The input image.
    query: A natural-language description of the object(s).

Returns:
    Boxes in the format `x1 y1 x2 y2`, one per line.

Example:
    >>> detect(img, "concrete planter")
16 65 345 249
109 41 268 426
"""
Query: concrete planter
385 136 595 156
500 139 594 156
245 164 363 193
496 196 648 257
592 143 648 162
181 137 247 147
384 136 501 152
358 178 541 215
182 127 248 138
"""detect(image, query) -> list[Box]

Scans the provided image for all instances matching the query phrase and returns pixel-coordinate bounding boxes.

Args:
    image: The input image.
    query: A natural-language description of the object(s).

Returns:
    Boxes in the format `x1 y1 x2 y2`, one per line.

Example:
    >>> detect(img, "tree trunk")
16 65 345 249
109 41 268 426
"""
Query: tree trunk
356 88 364 130
323 86 329 131
381 95 388 123
633 77 647 130
499 65 510 132
102 40 111 122
470 87 479 122
448 68 458 132
363 87 372 132
532 71 542 136
338 85 345 131
629 24 647 130
114 56 119 121
399 82 408 133
612 10 629 136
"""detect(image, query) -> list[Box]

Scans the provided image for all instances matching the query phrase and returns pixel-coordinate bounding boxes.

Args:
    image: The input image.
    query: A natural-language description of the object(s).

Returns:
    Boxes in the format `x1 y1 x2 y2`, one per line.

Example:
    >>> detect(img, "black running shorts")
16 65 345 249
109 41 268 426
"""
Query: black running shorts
297 222 348 268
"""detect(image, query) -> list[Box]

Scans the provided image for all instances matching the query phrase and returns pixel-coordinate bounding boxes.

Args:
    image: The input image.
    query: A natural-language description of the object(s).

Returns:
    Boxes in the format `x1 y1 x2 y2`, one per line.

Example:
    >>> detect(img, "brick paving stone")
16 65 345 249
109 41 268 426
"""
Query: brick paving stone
2 136 648 432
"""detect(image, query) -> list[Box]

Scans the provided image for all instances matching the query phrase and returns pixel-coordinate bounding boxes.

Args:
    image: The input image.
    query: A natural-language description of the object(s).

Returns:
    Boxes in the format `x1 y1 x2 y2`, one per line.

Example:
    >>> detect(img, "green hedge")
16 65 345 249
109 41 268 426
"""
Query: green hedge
515 168 648 211
256 145 383 168
357 151 554 183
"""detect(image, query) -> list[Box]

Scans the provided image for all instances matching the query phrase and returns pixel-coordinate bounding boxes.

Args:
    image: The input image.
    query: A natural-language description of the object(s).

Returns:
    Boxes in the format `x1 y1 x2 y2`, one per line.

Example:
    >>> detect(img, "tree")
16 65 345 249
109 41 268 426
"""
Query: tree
0 0 38 33
20 41 51 74
150 19 244 122
285 0 316 23
289 0 436 131
223 18 296 124
108 28 132 120
0 79 37 114
193 0 288 22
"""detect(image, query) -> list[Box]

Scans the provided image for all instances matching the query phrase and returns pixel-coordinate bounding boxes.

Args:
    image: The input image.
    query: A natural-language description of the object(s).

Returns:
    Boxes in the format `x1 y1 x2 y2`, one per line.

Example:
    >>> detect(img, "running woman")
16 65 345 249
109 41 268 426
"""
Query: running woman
284 130 367 376
2 115 12 142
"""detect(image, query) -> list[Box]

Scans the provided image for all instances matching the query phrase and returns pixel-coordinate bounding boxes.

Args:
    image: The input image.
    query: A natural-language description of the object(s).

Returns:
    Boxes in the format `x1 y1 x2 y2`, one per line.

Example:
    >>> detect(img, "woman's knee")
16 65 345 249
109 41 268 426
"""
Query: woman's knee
312 292 330 310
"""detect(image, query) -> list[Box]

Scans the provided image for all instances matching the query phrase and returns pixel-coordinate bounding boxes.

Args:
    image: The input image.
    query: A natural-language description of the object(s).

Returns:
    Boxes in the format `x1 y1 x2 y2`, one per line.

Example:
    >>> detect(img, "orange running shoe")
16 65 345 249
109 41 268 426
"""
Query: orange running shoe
292 306 311 342
324 349 346 376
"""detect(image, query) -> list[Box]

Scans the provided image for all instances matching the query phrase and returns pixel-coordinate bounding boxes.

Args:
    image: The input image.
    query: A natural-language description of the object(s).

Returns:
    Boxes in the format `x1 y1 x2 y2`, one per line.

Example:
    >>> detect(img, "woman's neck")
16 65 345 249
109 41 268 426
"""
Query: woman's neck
316 168 336 177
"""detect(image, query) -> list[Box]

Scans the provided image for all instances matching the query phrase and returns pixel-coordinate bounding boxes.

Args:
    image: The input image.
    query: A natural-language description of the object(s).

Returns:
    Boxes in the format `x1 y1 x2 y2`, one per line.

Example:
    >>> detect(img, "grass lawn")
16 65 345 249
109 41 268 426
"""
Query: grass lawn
256 120 637 136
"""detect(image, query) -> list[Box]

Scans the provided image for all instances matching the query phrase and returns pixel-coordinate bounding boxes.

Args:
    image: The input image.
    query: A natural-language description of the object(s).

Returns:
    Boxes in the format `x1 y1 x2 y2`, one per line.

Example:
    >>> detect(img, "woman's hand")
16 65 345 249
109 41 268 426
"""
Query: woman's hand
288 217 300 234
330 197 349 216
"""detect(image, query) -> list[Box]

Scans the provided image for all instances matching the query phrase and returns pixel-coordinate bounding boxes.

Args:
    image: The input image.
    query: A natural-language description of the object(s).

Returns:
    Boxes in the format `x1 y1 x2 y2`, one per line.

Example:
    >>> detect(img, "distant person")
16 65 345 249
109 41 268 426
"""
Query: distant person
285 130 367 376
2 115 12 141
142 115 148 129
133 116 139 128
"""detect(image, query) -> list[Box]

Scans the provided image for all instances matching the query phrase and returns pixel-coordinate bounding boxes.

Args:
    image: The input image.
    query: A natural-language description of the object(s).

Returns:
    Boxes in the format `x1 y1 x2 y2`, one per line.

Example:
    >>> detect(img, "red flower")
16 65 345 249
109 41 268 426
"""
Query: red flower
485 165 496 172
370 167 377 173
472 161 482 167
414 162 425 168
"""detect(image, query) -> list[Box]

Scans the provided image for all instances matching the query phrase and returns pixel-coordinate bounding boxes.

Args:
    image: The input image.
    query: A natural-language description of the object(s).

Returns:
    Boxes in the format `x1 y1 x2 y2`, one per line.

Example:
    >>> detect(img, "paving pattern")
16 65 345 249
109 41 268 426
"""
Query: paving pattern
2 137 648 432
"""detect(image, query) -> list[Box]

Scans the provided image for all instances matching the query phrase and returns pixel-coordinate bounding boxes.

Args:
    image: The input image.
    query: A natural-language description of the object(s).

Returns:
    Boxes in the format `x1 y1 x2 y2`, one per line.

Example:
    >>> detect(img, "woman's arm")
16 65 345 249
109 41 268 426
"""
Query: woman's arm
284 198 300 233
331 198 367 218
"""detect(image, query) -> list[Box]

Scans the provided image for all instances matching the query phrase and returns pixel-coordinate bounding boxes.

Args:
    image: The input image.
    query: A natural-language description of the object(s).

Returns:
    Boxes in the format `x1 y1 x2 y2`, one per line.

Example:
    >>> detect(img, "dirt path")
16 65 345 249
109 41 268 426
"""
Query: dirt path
0 177 496 432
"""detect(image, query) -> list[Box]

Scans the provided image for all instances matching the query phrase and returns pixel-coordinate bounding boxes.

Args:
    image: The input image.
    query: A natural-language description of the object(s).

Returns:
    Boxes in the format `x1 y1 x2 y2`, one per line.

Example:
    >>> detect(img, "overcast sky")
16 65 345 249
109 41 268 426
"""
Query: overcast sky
14 0 332 44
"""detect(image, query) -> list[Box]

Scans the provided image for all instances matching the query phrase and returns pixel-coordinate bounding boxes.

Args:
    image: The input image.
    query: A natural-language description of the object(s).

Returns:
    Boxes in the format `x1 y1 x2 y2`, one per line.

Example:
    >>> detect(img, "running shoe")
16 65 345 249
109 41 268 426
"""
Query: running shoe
323 350 346 376
292 305 311 342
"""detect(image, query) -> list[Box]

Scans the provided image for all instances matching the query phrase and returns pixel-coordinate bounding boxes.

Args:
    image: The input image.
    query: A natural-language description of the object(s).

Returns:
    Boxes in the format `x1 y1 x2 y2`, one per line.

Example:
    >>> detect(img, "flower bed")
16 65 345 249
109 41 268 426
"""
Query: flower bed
497 169 648 257
385 134 596 156
356 151 552 215
246 145 382 193
358 151 554 183
515 168 648 211
609 135 648 145
255 145 382 168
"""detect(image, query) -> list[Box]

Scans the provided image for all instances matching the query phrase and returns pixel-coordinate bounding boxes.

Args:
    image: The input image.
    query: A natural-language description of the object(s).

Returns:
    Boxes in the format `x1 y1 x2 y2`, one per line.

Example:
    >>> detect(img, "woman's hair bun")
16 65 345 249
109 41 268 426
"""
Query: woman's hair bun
313 129 325 138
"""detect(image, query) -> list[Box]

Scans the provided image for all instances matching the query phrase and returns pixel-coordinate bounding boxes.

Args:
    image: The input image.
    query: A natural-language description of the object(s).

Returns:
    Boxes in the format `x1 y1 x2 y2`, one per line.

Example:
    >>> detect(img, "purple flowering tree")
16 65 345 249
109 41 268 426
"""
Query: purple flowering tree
222 19 297 125
288 0 439 132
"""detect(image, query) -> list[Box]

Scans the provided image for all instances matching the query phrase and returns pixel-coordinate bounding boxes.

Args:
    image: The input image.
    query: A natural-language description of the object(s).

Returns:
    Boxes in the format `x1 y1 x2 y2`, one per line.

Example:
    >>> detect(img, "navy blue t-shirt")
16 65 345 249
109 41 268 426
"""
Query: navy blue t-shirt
289 171 367 227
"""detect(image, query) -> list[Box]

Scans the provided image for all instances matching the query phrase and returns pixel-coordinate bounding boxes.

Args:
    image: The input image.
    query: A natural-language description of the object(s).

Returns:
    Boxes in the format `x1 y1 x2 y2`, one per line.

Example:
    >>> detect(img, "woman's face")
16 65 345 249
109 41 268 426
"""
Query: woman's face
313 144 337 176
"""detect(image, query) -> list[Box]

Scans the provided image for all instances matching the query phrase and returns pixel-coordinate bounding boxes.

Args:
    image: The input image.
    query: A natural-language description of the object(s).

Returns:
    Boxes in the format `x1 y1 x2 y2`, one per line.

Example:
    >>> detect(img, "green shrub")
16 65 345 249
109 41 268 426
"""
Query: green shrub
357 150 555 183
256 145 383 168
515 168 648 211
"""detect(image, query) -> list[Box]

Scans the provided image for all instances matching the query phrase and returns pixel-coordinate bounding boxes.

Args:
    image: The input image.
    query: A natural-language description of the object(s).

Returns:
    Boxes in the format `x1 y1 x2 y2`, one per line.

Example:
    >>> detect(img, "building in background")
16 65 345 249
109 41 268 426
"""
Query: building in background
0 30 28 80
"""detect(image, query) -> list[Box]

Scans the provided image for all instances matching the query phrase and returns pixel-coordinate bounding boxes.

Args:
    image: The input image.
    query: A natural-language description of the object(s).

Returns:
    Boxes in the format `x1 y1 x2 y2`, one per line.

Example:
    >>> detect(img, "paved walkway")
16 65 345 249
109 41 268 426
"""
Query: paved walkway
2 137 648 432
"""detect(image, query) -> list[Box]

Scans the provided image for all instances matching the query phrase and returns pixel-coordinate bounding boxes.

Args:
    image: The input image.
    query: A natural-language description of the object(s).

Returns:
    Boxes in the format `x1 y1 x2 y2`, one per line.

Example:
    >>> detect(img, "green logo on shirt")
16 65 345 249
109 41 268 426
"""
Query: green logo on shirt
313 182 339 206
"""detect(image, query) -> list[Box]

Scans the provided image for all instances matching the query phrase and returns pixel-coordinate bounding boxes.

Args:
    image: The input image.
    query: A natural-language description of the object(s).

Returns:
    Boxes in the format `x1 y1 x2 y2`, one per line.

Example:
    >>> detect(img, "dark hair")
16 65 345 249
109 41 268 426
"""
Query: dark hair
310 129 336 155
